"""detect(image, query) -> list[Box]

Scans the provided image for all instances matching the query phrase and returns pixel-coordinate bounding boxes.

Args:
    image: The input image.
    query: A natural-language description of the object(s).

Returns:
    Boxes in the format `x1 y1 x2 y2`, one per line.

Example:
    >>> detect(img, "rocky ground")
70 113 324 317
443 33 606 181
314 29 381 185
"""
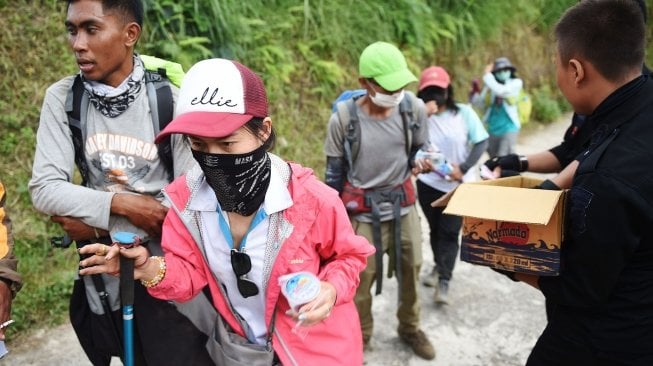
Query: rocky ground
3 115 570 366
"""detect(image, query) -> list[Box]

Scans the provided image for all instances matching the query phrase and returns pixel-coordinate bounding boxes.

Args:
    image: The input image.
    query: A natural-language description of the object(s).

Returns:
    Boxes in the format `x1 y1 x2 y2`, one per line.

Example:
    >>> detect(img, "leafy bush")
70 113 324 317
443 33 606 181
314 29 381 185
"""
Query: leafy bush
532 86 563 124
138 0 585 174
0 0 78 342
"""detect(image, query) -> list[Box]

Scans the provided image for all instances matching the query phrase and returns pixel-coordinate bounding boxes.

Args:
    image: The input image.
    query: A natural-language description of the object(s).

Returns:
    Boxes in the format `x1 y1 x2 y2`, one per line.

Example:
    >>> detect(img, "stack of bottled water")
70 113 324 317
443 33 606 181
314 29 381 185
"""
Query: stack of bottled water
415 144 453 179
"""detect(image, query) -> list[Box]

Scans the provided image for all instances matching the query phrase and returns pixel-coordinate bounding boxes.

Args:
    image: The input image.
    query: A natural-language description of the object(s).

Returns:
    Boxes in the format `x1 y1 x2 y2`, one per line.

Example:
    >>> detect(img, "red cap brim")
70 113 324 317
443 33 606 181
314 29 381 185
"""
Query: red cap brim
154 111 253 143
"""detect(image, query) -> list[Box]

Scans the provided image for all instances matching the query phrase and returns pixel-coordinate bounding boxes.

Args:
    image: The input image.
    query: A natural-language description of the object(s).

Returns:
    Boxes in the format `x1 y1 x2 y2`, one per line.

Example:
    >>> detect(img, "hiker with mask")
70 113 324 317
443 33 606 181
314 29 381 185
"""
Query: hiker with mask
78 57 373 366
324 41 435 360
501 1 653 364
483 0 650 187
471 57 524 158
415 66 488 305
28 0 209 364
0 179 22 349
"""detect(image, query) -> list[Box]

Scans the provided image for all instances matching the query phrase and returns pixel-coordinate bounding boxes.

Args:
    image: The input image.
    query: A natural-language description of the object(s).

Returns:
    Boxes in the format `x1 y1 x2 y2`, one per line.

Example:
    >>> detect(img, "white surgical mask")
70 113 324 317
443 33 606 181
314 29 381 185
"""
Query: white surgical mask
369 89 405 108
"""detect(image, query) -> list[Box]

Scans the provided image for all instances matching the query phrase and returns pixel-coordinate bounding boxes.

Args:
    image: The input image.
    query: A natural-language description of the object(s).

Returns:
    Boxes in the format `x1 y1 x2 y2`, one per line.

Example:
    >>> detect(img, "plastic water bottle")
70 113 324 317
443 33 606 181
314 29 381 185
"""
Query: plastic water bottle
435 160 454 177
416 147 453 178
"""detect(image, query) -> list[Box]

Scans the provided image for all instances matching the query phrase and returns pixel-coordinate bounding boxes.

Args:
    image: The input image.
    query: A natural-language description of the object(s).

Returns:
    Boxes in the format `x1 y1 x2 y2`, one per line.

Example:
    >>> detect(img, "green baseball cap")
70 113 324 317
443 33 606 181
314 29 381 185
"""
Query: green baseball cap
359 42 417 91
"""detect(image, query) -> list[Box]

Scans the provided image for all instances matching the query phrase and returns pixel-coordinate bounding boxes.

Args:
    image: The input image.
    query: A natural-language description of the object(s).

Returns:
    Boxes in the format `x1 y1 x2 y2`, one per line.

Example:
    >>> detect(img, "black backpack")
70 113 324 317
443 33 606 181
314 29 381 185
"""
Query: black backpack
65 69 175 186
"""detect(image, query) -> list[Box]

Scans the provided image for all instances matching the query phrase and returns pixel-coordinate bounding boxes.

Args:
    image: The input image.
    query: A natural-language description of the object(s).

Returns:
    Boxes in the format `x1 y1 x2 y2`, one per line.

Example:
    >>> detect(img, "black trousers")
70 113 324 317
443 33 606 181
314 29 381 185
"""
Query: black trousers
416 180 462 281
70 279 214 366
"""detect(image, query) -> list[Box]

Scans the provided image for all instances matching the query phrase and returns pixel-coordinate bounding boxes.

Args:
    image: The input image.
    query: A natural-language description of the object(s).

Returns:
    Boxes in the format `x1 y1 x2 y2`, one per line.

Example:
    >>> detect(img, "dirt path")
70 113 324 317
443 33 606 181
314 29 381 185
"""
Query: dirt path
3 115 571 366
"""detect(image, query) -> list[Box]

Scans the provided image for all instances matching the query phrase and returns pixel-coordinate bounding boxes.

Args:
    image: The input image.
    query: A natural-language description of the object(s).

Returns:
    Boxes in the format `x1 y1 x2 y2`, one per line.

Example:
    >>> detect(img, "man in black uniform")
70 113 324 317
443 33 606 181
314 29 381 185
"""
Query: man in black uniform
509 1 653 365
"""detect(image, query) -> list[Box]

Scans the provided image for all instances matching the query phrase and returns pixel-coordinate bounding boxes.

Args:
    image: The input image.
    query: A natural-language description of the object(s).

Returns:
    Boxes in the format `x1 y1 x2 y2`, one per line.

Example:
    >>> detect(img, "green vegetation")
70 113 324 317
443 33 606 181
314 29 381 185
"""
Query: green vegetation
1 0 651 343
138 0 583 171
532 85 564 125
1 0 80 339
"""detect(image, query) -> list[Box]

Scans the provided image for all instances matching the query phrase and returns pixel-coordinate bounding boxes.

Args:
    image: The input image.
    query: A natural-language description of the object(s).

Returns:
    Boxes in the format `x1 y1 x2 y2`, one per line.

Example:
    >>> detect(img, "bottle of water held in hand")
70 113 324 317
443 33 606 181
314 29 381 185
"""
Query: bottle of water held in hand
416 146 453 179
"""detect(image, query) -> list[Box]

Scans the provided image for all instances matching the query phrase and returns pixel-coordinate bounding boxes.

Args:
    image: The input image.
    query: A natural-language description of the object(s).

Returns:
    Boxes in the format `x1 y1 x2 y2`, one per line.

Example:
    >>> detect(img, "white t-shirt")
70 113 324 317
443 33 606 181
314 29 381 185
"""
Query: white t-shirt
418 103 488 193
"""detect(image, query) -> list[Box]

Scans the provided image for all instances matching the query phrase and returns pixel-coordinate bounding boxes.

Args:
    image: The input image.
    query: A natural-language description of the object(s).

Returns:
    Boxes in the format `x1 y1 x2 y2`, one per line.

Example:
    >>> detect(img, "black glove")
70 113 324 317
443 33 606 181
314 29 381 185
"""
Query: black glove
498 169 521 178
484 154 529 173
532 179 560 190
490 267 518 282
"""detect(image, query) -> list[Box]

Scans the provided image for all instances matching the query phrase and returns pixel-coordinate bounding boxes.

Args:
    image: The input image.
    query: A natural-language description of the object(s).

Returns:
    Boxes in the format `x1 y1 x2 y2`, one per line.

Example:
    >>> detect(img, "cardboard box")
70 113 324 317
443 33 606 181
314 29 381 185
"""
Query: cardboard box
439 176 566 276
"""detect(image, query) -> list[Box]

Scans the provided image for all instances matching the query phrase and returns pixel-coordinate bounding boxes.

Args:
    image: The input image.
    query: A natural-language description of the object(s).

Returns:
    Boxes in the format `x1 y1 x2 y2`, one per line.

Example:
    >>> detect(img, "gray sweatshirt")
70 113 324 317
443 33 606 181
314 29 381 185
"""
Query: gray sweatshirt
29 73 195 239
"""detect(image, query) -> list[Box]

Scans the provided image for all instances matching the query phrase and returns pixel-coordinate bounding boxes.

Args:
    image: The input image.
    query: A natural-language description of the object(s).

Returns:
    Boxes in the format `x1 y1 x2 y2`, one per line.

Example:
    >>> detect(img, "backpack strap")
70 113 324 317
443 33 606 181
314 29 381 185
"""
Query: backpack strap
65 75 91 186
399 92 421 157
144 69 174 181
335 98 361 175
484 86 492 108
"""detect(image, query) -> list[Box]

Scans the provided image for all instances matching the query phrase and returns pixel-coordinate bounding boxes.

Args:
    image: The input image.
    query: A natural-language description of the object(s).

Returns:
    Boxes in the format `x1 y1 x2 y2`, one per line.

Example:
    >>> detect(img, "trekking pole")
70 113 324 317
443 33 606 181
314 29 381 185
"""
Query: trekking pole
113 231 140 366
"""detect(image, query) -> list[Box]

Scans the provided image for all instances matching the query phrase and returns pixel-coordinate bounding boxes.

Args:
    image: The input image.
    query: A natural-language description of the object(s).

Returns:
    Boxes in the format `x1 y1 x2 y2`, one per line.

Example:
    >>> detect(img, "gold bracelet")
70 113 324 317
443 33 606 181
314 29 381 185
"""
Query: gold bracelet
140 256 166 288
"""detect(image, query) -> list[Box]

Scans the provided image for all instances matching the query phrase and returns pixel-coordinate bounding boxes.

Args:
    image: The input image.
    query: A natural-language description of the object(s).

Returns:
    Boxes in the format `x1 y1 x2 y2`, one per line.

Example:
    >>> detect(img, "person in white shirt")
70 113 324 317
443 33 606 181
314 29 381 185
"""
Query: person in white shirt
416 66 488 304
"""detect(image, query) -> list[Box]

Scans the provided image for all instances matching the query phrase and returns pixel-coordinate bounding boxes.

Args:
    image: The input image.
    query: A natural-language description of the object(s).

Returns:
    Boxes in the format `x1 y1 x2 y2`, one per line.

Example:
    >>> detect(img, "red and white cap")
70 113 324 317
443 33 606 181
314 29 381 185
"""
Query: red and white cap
155 58 268 143
418 66 451 91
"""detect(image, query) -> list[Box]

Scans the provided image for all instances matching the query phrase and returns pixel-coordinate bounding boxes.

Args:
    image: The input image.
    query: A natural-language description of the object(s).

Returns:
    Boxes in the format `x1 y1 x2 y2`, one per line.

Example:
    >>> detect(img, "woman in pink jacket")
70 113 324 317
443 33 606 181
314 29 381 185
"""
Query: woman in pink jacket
80 58 373 365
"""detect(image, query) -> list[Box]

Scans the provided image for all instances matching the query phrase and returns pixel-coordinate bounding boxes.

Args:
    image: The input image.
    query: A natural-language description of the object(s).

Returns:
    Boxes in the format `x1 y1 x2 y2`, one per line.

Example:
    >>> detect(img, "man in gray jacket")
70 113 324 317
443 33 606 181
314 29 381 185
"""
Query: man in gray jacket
29 1 209 365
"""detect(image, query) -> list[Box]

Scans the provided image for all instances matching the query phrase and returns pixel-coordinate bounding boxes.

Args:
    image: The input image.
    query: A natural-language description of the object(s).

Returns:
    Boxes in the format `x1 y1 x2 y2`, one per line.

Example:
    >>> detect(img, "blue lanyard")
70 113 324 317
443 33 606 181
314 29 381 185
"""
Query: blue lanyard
217 206 268 252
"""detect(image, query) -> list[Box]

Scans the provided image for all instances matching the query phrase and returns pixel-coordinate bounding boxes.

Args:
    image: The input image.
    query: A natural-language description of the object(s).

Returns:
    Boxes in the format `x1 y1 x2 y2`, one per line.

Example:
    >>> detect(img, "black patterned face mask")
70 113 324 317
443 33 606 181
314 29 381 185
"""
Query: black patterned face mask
82 55 145 118
192 145 271 216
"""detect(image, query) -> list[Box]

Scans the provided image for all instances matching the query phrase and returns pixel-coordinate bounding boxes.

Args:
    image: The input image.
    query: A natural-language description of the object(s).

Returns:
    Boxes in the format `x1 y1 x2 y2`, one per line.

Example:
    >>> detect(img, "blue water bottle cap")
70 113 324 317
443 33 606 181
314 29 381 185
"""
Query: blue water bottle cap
113 232 138 245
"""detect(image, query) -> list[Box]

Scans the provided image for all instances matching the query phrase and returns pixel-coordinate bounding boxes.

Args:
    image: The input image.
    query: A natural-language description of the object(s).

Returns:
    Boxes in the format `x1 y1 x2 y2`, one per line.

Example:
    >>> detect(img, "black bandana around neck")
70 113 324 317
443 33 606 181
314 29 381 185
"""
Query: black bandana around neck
193 145 271 216
82 55 145 118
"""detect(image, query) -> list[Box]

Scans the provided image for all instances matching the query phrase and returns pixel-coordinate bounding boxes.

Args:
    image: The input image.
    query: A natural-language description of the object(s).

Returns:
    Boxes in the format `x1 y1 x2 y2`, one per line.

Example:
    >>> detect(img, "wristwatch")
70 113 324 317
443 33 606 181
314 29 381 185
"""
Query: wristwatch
519 155 529 172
